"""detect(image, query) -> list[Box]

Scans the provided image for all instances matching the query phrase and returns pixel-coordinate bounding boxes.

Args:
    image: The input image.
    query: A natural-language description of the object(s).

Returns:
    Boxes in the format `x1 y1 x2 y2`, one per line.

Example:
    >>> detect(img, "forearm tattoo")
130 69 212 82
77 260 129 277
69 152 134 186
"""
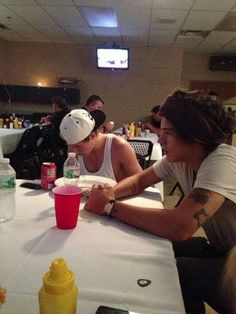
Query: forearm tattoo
131 183 137 194
193 208 209 227
190 188 210 227
189 188 209 204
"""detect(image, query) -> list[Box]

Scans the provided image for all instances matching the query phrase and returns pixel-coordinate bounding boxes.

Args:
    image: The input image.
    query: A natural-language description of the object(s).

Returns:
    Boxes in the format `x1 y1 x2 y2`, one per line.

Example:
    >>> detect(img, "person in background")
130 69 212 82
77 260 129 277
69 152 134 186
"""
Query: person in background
60 109 142 182
221 244 236 313
102 120 115 133
39 97 70 177
208 90 219 101
81 94 104 112
40 96 70 127
143 105 161 135
82 94 115 133
85 90 236 314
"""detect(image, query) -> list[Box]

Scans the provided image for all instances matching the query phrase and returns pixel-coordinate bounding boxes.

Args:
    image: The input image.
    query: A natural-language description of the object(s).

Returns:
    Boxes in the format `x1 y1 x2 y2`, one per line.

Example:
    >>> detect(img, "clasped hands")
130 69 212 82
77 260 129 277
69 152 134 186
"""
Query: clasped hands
84 183 115 215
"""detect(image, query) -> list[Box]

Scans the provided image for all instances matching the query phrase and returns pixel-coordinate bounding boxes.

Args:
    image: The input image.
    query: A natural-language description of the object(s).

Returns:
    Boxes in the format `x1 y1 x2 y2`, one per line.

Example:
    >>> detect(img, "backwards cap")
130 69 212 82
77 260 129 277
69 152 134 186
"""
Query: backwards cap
60 109 106 145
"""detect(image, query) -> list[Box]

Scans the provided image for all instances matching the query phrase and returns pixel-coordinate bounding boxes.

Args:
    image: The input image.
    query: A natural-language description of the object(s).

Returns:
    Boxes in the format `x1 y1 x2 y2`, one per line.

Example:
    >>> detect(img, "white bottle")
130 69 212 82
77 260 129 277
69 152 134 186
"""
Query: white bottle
63 152 80 186
0 158 16 223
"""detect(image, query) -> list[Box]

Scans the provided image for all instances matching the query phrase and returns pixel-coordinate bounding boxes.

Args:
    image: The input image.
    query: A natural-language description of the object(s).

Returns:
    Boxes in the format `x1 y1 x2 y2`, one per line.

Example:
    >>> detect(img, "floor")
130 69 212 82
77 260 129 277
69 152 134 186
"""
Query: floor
163 180 217 314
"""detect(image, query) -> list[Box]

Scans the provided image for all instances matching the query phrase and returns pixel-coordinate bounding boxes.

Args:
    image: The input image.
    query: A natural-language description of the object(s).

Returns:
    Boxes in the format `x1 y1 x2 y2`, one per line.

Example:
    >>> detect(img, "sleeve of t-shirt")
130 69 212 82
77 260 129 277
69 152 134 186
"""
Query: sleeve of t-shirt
194 146 236 203
153 156 177 181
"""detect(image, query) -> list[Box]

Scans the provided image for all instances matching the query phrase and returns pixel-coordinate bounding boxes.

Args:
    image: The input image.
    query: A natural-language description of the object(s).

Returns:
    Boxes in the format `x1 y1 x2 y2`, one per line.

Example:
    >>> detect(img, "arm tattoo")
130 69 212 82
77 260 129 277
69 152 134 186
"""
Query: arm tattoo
193 208 209 228
131 183 137 194
190 189 211 227
189 188 209 204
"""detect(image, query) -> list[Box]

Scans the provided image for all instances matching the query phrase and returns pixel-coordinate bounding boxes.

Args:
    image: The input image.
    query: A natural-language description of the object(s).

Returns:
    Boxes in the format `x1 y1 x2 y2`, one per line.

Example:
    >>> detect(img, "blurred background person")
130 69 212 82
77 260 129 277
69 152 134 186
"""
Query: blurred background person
208 90 219 101
102 120 115 133
81 94 104 112
143 105 161 135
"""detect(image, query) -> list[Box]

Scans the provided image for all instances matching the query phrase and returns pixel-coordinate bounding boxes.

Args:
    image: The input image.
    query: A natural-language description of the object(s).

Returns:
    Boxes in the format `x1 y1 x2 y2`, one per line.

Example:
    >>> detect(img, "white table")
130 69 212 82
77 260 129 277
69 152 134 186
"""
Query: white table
0 179 185 314
0 128 25 157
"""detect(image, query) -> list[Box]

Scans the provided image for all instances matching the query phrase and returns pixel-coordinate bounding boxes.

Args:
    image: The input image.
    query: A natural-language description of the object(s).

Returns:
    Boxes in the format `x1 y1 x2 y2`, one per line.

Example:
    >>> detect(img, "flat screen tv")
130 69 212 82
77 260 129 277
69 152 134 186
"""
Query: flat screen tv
96 47 129 70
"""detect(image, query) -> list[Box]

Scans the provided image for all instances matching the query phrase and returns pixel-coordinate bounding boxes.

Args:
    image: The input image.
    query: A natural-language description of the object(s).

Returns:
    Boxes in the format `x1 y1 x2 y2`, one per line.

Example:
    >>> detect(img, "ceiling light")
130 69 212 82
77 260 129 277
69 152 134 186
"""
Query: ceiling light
156 18 176 24
179 30 209 38
79 6 118 28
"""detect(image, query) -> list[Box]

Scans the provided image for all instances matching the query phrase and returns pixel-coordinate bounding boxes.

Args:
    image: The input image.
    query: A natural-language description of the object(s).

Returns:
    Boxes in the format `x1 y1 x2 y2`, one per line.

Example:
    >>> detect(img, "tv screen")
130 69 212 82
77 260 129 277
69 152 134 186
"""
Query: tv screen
96 48 129 70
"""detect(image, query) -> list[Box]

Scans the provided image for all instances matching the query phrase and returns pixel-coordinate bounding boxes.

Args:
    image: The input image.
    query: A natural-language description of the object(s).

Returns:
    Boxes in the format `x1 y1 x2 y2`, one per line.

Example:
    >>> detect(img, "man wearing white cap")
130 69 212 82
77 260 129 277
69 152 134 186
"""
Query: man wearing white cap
60 109 142 182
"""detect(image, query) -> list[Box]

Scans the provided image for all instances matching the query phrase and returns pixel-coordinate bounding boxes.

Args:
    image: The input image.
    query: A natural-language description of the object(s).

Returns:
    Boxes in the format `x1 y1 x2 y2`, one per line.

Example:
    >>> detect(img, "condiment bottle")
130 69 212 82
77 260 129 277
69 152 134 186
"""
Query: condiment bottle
135 121 142 137
38 258 78 314
129 122 135 138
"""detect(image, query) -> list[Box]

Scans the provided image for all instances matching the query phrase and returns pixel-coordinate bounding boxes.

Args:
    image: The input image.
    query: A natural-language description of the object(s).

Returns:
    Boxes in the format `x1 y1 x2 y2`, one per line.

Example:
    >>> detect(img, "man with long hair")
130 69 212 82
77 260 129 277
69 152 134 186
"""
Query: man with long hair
85 90 236 313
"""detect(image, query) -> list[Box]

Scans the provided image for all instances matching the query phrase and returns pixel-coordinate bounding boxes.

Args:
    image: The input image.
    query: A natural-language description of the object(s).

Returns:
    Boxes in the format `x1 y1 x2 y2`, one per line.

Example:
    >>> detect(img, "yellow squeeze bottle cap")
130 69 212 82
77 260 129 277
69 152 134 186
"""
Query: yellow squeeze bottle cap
43 258 75 295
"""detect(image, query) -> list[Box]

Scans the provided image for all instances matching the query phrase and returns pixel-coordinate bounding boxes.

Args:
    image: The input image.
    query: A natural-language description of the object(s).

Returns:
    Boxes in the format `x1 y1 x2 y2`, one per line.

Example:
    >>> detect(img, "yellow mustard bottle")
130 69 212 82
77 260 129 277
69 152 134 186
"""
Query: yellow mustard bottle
129 122 135 138
38 258 78 314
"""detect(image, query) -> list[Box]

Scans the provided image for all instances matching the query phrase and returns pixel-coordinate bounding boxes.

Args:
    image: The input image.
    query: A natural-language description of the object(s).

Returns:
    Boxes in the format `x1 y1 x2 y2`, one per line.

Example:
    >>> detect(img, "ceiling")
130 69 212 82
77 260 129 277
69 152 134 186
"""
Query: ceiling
1 0 236 54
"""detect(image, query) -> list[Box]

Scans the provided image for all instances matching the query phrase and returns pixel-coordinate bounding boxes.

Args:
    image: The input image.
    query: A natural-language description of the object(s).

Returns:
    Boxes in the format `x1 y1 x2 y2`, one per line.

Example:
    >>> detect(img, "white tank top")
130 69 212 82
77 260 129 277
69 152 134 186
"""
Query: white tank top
78 134 116 181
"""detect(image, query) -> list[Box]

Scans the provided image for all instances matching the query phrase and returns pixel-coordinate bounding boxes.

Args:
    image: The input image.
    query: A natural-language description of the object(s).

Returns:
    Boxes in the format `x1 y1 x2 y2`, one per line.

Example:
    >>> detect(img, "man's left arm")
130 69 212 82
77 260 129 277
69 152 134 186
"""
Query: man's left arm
85 187 226 241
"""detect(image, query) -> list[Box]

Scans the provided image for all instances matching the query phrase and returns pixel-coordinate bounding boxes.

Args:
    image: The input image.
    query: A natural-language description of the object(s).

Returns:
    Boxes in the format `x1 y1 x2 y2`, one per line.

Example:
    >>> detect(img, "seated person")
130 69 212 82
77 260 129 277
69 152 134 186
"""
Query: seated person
143 105 161 135
41 96 70 126
81 94 104 112
60 109 142 182
207 90 219 101
40 96 70 176
41 96 70 137
102 120 115 133
82 94 114 133
85 90 236 314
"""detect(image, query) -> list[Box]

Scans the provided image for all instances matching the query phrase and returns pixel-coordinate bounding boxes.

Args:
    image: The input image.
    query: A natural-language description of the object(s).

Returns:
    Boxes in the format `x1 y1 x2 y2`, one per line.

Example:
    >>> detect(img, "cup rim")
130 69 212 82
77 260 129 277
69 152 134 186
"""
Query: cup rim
52 185 82 196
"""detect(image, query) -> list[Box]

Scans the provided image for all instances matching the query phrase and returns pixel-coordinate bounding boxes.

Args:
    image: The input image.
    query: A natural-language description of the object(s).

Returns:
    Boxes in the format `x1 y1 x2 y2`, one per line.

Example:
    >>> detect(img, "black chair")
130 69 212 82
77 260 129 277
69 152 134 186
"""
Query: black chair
127 139 153 169
8 125 42 179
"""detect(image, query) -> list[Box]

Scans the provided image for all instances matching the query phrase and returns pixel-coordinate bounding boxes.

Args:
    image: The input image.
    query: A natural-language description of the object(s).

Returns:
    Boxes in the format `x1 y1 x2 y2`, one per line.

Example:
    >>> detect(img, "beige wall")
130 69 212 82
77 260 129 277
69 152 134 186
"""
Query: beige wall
1 40 183 126
181 53 236 88
1 40 236 127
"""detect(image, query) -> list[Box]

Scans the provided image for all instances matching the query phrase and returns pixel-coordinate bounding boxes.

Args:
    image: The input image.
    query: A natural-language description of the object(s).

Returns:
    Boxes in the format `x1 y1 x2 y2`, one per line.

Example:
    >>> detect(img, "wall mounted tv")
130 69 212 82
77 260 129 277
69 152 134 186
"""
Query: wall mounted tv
96 47 129 70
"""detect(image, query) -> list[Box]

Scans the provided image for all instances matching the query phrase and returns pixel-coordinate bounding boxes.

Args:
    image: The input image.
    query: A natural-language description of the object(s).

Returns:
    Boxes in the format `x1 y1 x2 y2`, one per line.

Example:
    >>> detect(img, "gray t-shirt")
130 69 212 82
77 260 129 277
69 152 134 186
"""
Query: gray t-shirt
153 144 236 253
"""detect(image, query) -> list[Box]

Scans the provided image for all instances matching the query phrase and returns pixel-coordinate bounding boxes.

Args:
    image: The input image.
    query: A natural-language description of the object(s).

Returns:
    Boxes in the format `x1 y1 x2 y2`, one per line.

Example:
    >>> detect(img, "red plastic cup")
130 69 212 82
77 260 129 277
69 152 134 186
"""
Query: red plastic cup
52 185 82 229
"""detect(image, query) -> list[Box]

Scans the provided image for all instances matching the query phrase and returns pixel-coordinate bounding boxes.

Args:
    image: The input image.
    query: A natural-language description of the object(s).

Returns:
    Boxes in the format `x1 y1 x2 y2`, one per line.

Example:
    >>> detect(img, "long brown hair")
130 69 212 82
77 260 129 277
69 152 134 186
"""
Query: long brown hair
159 90 235 152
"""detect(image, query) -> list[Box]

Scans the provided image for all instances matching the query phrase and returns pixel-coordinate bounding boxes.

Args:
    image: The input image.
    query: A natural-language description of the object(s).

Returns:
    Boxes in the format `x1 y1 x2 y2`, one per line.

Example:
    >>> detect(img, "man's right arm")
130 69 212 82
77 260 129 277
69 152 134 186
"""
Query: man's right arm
113 165 162 199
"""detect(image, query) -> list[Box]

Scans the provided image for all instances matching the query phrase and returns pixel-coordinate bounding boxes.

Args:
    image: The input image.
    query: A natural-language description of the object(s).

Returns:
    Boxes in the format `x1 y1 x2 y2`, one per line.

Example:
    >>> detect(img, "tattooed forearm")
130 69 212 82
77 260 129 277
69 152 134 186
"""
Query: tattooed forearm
131 183 137 194
189 188 210 204
193 208 209 228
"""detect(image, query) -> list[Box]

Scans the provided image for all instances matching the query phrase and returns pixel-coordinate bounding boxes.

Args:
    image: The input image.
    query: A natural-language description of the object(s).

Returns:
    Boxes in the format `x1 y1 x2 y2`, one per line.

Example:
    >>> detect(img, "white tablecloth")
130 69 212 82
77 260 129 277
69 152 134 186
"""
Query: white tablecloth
0 179 185 314
0 128 25 157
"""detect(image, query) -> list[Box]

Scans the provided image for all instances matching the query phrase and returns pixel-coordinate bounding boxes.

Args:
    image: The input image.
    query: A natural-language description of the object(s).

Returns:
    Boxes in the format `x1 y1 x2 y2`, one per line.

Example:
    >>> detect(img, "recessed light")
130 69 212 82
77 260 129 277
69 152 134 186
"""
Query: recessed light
79 6 118 28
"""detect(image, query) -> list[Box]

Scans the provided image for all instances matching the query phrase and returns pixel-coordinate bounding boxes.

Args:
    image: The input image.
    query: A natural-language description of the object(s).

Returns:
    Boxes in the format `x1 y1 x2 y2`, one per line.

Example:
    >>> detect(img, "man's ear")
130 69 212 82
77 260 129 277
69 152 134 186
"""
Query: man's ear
90 131 97 139
89 102 95 110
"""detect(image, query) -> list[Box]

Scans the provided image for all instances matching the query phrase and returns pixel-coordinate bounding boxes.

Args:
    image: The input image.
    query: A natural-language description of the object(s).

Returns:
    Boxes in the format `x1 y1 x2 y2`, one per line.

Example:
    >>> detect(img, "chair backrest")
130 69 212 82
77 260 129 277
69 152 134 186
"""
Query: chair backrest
127 139 153 168
9 125 43 179
14 125 42 159
37 125 67 177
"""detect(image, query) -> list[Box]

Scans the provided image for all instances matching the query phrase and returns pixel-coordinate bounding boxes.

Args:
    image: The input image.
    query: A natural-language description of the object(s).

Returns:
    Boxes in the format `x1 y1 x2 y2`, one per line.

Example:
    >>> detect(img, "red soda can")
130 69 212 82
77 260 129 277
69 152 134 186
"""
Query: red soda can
41 162 56 190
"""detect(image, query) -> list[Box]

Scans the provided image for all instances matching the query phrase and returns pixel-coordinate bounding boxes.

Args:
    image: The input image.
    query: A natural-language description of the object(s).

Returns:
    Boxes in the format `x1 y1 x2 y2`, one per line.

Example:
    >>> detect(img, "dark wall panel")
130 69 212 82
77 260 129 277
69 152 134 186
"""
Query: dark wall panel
0 85 80 104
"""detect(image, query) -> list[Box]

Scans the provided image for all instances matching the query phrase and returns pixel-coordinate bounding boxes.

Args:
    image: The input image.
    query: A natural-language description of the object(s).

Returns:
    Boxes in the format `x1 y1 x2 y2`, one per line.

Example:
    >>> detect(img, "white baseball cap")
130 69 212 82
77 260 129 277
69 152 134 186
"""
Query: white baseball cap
60 109 106 145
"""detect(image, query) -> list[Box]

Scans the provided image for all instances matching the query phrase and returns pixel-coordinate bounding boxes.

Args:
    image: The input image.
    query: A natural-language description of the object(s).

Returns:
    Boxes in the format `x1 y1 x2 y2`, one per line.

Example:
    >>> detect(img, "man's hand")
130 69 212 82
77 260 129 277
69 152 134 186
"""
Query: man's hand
84 184 115 215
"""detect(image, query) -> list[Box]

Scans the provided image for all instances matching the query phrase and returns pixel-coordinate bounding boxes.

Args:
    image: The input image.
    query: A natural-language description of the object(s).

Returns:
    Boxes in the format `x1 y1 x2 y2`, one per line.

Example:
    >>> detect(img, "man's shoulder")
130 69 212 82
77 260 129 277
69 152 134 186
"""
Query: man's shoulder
109 134 130 151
